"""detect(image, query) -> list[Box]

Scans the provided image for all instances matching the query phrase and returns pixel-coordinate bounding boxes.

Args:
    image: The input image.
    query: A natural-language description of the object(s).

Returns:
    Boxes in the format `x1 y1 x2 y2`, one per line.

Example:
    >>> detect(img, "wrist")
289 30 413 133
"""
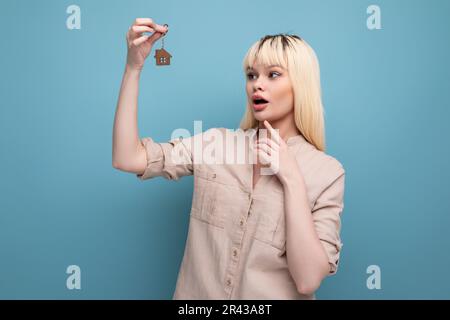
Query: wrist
125 63 144 74
280 170 305 189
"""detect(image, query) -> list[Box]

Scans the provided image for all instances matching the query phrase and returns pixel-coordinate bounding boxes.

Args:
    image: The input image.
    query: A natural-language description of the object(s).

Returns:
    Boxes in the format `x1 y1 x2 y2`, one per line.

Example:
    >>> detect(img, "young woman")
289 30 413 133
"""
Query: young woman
113 17 346 300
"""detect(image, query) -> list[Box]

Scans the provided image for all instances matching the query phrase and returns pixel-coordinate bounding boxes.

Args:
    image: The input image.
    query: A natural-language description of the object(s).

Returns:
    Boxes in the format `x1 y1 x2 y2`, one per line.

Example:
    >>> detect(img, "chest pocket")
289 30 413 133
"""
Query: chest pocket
252 190 287 253
190 167 225 228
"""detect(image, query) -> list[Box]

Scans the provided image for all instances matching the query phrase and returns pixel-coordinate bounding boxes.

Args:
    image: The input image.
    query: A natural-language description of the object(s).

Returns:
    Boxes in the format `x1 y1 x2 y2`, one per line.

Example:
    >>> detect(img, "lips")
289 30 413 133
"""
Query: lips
252 101 269 111
252 94 269 112
252 94 269 105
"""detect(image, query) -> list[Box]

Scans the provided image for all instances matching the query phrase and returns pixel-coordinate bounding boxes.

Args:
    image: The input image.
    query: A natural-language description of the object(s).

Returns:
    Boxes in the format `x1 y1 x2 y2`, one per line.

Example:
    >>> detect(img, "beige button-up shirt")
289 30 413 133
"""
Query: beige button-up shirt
136 127 345 299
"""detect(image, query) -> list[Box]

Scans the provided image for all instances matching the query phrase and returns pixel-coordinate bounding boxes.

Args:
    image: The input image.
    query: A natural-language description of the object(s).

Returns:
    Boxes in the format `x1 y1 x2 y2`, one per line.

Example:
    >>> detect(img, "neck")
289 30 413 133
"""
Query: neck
257 116 300 142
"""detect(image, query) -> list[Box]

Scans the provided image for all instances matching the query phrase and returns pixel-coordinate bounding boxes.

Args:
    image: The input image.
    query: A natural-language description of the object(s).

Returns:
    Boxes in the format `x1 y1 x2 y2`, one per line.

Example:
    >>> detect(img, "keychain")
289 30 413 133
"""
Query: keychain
155 24 172 66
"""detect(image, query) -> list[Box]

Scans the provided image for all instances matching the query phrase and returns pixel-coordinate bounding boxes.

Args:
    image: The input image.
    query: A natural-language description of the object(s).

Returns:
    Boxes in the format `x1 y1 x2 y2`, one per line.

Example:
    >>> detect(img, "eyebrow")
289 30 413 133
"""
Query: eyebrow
246 64 284 71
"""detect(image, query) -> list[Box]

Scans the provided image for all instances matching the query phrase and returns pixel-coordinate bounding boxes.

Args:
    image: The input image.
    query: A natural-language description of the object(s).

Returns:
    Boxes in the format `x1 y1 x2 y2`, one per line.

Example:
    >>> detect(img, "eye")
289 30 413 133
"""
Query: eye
269 71 280 78
246 71 280 80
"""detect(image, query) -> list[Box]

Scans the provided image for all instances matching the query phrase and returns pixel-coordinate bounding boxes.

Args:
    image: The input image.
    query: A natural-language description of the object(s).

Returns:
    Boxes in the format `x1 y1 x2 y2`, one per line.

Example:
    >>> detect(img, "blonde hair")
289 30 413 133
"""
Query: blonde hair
240 34 326 151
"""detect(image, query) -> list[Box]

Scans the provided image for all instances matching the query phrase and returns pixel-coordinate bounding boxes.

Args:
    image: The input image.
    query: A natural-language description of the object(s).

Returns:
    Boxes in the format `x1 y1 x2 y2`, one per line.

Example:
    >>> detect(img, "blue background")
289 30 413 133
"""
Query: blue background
1 0 449 299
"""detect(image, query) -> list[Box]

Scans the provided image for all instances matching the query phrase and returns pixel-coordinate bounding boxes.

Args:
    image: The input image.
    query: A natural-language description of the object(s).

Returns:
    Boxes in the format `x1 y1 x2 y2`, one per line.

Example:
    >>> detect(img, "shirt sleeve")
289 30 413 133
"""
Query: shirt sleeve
311 164 346 275
136 134 195 181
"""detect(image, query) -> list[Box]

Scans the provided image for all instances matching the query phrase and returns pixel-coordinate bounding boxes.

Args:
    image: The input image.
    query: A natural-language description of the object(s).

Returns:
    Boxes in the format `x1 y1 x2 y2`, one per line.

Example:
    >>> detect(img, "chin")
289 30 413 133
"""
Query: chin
252 107 269 118
253 111 272 122
253 114 267 122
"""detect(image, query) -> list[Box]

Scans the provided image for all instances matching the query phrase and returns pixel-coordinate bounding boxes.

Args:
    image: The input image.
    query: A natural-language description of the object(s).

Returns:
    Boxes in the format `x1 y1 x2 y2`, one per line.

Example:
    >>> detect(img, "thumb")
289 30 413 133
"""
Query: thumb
147 31 164 45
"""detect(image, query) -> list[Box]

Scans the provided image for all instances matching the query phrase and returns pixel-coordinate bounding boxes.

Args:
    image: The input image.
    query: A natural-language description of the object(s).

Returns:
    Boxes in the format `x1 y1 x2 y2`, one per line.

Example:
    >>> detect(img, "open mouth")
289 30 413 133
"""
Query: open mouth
253 98 269 105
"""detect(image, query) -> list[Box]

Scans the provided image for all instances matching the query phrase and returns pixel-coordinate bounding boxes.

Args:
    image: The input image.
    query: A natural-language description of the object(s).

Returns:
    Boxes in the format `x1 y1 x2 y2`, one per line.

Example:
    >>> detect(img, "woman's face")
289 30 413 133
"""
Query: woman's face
246 62 294 124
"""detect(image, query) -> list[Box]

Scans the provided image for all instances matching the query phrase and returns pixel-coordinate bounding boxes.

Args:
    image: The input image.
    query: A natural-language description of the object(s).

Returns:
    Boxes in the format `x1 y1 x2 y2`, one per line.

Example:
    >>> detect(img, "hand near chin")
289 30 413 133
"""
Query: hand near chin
254 120 301 186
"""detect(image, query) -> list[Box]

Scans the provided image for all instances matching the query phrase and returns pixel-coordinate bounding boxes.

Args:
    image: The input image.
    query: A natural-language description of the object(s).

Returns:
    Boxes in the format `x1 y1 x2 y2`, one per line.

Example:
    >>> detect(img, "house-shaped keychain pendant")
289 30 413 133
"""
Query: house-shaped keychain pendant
154 48 172 66
155 26 172 66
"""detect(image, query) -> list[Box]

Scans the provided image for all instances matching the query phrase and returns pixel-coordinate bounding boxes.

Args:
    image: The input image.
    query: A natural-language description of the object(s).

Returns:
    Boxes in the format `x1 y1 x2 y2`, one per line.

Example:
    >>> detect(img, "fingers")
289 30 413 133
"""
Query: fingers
256 143 272 157
147 26 168 43
257 138 279 151
133 18 168 34
127 18 169 45
263 120 281 145
255 139 278 167
128 26 152 44
256 148 272 165
132 35 151 46
250 140 268 162
134 18 154 27
132 25 154 34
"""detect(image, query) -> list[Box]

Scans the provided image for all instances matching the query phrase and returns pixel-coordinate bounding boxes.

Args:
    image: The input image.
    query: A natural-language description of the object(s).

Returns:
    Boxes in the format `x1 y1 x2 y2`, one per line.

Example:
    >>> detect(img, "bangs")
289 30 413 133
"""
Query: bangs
243 34 300 73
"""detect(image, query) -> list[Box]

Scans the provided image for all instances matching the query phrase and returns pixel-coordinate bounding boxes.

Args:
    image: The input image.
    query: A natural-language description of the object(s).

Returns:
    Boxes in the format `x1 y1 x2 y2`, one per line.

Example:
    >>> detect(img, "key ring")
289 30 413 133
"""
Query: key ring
162 24 169 37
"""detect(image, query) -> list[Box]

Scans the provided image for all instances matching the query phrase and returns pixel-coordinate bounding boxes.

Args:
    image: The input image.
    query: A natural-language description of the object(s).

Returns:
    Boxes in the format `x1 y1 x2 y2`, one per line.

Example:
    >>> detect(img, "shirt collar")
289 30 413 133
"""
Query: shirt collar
286 134 307 146
248 127 308 147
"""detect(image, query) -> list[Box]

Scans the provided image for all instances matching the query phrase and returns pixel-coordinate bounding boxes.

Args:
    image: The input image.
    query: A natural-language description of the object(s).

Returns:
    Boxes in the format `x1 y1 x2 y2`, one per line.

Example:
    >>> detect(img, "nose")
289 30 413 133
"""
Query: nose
253 77 266 91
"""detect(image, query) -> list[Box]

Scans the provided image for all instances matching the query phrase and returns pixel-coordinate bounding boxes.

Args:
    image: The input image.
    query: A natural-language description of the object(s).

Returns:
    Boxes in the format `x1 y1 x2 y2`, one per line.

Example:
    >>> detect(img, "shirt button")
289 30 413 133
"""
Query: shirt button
233 249 238 257
239 219 244 226
226 279 232 286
